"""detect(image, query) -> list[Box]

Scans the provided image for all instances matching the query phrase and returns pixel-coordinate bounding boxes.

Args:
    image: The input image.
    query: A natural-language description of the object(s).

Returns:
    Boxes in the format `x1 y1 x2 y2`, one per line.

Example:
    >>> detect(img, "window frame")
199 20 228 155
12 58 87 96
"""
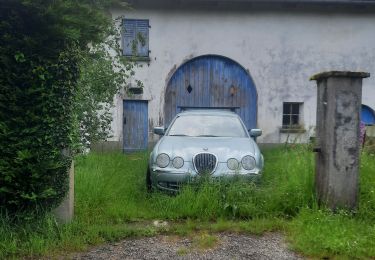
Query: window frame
281 102 304 130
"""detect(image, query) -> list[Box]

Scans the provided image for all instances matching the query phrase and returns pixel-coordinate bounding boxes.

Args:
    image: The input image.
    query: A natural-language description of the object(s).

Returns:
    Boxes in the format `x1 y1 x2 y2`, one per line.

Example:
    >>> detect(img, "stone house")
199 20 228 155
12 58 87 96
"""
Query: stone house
105 0 375 151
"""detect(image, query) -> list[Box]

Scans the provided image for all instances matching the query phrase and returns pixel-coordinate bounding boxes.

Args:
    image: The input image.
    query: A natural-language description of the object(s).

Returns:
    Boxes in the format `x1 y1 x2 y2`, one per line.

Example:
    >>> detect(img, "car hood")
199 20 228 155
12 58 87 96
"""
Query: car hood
155 136 257 161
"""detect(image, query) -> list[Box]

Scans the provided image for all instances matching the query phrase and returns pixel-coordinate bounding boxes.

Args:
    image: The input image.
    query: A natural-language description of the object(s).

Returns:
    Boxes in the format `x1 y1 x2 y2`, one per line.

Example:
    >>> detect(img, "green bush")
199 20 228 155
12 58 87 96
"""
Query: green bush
0 0 116 215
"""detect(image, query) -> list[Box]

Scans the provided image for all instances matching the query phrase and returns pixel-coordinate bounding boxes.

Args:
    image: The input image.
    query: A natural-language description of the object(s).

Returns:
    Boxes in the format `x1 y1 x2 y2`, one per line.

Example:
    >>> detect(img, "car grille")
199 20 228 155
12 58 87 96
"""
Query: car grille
158 181 181 190
193 153 217 174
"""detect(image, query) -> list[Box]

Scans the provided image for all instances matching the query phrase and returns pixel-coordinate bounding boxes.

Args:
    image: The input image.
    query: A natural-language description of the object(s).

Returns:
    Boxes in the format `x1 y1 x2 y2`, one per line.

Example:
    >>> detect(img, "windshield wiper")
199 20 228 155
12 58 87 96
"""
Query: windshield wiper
197 135 219 137
169 134 188 136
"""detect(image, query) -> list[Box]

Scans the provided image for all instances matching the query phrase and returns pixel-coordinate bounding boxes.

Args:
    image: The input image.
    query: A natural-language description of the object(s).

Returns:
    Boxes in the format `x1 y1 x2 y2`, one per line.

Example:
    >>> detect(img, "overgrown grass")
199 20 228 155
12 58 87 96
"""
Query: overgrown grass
75 145 315 221
1 145 374 258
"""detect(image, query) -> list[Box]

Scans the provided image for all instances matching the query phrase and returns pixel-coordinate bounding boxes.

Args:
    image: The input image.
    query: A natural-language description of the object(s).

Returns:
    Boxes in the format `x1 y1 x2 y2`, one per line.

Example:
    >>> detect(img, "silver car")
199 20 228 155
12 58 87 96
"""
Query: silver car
147 109 264 192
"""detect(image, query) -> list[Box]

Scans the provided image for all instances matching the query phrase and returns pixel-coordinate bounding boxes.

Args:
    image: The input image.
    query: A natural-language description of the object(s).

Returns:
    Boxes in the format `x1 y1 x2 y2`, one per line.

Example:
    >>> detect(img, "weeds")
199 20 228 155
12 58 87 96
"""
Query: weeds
0 145 374 258
192 232 219 250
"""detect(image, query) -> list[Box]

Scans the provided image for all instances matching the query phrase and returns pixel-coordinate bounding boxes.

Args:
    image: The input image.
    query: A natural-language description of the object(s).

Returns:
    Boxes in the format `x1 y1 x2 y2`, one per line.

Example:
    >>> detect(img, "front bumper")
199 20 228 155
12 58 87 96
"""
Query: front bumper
150 163 262 192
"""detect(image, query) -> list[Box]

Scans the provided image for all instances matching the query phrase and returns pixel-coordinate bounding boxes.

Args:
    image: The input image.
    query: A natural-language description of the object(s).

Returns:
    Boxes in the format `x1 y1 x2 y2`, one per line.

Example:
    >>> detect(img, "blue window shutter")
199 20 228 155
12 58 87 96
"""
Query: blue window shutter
136 20 149 57
123 19 136 56
123 19 149 57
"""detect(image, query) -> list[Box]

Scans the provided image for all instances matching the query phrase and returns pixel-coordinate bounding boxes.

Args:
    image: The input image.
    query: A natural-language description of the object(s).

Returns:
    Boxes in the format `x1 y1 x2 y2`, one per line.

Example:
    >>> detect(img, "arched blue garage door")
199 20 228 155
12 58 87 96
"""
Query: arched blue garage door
361 104 375 125
164 55 257 129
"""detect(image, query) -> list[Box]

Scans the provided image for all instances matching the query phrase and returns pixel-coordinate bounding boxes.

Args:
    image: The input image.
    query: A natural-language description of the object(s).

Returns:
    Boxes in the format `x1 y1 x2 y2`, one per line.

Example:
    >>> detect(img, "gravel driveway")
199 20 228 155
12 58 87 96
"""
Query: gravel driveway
73 232 302 260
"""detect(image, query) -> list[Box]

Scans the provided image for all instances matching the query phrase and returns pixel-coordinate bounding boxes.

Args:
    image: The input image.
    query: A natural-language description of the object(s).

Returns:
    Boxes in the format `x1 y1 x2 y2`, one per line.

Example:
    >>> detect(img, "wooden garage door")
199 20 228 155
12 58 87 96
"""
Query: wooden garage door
164 55 257 129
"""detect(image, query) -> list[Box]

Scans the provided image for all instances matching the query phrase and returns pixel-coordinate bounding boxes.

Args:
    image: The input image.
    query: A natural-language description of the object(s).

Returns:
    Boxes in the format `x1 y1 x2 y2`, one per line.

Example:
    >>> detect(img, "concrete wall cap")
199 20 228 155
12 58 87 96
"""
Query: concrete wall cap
310 71 370 81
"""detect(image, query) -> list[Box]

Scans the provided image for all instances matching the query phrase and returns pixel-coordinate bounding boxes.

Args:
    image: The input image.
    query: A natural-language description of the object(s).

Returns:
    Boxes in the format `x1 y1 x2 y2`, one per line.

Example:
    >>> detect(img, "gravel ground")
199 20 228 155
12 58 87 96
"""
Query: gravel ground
72 233 303 260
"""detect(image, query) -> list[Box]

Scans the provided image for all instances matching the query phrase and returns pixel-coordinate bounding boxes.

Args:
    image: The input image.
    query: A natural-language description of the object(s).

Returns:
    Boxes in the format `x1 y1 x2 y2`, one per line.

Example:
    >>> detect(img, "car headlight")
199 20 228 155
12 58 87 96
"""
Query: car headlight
172 156 184 169
241 155 256 170
156 153 170 168
227 158 239 170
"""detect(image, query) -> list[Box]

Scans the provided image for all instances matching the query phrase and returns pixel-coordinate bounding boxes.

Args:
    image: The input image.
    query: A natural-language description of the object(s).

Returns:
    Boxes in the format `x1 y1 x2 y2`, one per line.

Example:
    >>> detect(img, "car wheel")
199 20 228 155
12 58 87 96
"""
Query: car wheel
146 167 152 192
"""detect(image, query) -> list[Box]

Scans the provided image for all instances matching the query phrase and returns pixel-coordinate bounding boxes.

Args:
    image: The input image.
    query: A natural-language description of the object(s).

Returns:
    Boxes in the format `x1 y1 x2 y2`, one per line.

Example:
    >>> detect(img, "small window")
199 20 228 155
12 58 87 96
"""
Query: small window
122 19 149 58
282 102 303 129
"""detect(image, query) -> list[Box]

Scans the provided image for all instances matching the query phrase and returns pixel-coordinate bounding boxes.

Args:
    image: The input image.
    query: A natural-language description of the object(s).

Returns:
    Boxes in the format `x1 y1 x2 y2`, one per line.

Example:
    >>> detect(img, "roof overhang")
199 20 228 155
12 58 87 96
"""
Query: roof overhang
123 0 375 11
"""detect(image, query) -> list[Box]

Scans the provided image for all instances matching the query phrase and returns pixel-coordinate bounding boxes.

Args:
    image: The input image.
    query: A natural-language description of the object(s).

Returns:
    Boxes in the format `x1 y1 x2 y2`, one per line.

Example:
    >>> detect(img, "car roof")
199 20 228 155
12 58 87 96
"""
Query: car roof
177 109 238 117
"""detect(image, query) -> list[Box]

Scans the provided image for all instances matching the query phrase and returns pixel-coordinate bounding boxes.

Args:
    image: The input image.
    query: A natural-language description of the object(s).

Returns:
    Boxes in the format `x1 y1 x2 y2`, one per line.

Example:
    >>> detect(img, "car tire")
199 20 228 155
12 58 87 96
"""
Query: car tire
146 167 152 192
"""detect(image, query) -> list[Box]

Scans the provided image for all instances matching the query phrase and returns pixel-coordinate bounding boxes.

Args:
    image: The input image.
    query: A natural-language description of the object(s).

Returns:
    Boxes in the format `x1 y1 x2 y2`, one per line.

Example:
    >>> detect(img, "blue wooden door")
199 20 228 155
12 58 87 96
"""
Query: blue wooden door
123 100 148 152
165 55 257 129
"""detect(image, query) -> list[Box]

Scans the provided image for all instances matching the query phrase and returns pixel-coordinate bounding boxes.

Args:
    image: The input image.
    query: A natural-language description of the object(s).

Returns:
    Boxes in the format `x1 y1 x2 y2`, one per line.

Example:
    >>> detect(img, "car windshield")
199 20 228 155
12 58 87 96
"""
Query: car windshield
167 114 248 137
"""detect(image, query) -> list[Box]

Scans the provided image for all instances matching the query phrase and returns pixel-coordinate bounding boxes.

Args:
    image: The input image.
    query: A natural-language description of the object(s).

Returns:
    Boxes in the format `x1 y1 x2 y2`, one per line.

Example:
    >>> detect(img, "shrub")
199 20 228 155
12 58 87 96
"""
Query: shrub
0 0 118 215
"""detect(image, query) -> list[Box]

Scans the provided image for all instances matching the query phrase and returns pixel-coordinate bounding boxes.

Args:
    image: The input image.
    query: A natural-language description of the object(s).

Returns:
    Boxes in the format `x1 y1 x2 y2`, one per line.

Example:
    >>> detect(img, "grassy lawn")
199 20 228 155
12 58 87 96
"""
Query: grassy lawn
1 145 375 258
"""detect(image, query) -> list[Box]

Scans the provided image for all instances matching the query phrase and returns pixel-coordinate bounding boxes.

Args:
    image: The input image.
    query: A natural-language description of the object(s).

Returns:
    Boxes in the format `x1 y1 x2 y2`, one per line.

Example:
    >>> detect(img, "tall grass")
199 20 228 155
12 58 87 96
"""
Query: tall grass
74 145 315 221
0 146 374 258
288 151 375 259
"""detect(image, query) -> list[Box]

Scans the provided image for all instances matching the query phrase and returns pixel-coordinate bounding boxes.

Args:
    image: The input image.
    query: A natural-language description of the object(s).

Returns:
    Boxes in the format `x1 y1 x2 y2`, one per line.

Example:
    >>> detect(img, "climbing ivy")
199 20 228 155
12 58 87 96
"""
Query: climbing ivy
75 21 143 150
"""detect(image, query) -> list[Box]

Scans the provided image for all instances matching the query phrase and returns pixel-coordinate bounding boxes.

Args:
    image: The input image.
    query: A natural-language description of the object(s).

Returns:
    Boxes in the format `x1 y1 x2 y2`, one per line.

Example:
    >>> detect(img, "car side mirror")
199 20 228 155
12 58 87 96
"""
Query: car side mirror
249 128 262 137
154 126 165 135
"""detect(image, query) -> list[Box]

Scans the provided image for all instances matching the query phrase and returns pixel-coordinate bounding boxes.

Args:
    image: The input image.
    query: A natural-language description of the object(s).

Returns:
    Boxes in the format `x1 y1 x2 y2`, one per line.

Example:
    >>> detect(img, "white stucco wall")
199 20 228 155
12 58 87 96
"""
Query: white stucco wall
109 8 375 144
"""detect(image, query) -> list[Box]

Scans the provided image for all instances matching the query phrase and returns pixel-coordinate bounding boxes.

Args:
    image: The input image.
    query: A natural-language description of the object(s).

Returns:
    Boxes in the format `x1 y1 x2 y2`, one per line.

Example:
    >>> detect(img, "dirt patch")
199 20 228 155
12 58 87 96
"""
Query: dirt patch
72 232 302 260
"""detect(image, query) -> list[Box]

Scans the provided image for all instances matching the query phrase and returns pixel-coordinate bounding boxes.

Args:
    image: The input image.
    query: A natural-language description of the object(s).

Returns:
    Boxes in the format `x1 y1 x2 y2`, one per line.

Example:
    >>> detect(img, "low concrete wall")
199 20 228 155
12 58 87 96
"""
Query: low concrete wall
367 125 375 137
366 126 375 151
91 141 122 153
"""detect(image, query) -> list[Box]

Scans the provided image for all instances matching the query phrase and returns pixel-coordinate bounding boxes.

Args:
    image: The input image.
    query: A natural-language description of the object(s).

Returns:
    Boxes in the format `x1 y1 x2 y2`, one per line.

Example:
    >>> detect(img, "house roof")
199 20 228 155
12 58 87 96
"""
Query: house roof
124 0 375 11
166 0 375 3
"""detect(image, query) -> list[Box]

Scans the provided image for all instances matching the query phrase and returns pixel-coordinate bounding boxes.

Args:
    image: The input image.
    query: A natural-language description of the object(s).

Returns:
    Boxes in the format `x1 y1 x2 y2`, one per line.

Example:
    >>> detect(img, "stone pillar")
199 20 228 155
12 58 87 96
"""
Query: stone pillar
53 161 74 223
310 71 370 210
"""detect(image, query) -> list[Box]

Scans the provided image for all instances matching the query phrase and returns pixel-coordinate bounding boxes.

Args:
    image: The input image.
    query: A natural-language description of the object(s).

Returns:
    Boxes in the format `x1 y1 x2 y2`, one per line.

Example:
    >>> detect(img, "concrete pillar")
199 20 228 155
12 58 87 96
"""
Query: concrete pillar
53 161 74 223
310 71 370 210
